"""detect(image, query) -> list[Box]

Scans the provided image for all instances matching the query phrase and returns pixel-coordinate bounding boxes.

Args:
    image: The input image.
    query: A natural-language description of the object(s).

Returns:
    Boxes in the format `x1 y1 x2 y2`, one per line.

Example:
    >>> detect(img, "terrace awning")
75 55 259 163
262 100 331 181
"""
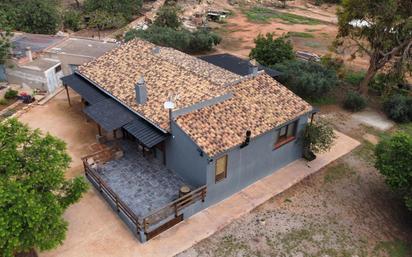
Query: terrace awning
123 119 168 148
84 98 135 132
61 74 107 104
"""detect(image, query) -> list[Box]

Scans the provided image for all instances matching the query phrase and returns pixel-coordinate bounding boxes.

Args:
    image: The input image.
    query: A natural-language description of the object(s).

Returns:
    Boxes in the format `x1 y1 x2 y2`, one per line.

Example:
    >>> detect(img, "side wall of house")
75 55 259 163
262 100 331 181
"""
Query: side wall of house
165 122 208 188
204 113 310 206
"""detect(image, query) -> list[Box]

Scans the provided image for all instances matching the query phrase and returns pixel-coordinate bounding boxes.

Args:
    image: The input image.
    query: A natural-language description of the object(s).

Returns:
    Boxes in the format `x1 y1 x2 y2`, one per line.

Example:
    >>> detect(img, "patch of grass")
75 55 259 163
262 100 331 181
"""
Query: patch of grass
354 141 376 164
215 235 254 256
287 31 315 38
324 163 355 183
398 122 412 136
310 96 337 106
304 41 322 48
0 98 8 105
344 70 366 86
244 7 322 25
305 28 319 32
373 240 412 257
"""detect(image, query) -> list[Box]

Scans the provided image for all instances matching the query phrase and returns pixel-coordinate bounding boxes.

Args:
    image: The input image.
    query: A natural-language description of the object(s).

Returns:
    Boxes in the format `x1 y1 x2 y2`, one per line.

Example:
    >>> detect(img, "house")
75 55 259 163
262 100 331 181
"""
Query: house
44 37 118 75
5 33 117 94
6 33 66 93
198 53 282 78
62 39 314 242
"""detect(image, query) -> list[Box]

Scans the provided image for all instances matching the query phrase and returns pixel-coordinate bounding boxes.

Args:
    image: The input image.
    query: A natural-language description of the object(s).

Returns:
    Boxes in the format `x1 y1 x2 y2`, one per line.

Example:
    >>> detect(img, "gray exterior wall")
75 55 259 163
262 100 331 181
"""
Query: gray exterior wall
204 114 309 205
170 113 310 207
44 52 91 75
164 122 208 188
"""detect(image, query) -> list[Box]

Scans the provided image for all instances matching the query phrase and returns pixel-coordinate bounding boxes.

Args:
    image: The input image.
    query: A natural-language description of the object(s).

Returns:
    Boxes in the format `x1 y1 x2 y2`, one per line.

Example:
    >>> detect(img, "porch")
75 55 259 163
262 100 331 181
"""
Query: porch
82 140 207 242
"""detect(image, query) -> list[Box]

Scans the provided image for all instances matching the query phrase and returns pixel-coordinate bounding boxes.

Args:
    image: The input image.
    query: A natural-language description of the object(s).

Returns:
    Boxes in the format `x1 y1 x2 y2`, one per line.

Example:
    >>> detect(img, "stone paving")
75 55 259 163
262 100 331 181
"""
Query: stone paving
97 140 191 217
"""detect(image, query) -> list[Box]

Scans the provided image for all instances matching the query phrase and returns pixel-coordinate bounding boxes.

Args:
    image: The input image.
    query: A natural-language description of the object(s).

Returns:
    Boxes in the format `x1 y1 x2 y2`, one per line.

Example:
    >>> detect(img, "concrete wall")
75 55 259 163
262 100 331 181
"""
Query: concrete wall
165 122 207 188
45 52 92 75
6 66 48 91
203 114 310 206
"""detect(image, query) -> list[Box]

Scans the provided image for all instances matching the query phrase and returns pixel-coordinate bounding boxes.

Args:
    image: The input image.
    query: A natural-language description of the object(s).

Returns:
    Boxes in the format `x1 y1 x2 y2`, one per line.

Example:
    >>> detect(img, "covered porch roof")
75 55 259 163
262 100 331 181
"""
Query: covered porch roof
61 74 168 149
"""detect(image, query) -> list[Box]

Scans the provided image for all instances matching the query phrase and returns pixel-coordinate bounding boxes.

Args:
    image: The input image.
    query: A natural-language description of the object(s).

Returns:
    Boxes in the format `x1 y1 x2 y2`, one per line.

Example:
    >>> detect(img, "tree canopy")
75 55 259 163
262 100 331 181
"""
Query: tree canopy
375 132 412 211
0 119 88 257
273 60 339 100
153 6 182 30
0 31 12 65
336 0 412 95
249 33 295 67
0 0 60 34
84 0 142 21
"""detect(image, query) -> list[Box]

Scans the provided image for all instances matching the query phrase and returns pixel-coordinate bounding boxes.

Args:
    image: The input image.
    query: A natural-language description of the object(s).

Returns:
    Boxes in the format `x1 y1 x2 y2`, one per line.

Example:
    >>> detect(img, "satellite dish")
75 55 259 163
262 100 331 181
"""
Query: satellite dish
164 101 175 109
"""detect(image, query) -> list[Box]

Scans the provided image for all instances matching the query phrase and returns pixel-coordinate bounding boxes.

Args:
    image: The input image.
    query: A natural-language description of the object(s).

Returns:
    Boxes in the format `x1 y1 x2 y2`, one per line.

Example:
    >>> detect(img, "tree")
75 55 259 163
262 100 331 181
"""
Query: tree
125 26 221 53
303 118 336 154
273 60 339 100
15 0 60 34
153 6 182 29
0 31 12 65
0 119 88 257
336 0 412 95
375 132 412 211
249 33 295 66
84 0 142 21
88 10 127 39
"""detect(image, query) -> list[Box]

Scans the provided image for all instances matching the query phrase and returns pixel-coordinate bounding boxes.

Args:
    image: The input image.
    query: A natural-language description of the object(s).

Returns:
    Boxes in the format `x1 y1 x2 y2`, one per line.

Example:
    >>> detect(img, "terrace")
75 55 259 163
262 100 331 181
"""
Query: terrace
82 140 207 242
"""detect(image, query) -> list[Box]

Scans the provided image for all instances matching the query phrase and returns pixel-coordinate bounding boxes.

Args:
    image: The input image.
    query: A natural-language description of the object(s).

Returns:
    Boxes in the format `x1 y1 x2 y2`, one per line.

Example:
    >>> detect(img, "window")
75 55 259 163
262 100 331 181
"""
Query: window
215 155 228 183
55 65 62 73
275 121 297 149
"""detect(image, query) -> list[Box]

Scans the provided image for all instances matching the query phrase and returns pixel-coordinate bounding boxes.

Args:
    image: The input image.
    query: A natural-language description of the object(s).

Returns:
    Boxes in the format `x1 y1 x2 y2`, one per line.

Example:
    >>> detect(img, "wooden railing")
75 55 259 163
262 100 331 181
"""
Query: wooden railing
142 185 207 232
81 146 207 240
82 156 143 233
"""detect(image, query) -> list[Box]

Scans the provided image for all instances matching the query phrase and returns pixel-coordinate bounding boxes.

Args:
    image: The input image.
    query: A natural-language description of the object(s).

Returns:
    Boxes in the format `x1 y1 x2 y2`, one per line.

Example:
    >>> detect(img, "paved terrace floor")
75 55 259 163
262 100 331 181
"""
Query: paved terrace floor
98 140 190 217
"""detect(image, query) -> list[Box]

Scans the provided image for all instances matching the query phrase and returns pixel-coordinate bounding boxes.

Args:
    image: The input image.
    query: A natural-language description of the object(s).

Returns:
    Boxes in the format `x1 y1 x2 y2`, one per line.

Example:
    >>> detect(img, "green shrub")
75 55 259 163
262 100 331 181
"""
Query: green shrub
84 0 142 21
344 70 365 86
383 94 412 123
125 26 221 53
375 132 412 211
303 118 336 154
273 60 339 100
343 91 367 112
153 5 181 29
249 33 294 66
320 54 344 77
4 89 18 99
63 10 82 31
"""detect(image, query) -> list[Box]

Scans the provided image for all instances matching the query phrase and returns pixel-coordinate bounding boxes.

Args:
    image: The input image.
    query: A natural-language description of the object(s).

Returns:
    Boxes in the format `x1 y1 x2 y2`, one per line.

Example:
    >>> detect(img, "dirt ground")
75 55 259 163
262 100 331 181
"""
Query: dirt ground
178 107 412 257
18 89 97 178
210 0 369 70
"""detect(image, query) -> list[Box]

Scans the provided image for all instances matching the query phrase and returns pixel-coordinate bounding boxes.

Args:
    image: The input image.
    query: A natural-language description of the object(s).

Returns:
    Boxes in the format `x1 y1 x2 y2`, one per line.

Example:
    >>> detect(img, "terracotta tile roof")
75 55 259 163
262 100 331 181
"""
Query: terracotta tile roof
79 39 312 156
78 39 240 131
175 73 312 157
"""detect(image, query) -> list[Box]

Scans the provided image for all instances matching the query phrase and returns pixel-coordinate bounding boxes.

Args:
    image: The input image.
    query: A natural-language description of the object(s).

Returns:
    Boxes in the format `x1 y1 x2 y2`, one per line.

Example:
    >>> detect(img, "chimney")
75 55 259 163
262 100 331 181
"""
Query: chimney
135 76 148 104
25 47 33 62
240 130 251 148
248 59 258 76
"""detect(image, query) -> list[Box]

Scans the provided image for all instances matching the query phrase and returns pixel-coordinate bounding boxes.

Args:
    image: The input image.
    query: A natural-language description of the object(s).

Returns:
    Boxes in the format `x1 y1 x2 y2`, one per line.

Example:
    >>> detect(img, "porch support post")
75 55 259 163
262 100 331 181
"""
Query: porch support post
97 124 102 136
64 85 71 107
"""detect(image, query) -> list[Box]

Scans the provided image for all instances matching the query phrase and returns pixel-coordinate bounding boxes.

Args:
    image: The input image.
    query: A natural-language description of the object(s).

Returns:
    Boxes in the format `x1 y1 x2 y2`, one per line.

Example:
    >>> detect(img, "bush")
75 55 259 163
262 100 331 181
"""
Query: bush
4 89 18 99
303 118 336 154
249 33 294 66
343 91 367 112
375 132 412 211
344 70 365 86
84 0 142 21
273 60 339 100
63 10 82 31
320 54 344 77
88 10 127 30
0 98 8 105
125 26 221 53
383 94 412 123
153 6 181 29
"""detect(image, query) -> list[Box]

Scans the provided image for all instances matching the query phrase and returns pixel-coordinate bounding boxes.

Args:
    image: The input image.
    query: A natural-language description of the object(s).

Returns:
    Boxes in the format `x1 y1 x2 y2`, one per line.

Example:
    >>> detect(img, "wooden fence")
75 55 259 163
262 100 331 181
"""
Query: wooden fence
81 146 207 240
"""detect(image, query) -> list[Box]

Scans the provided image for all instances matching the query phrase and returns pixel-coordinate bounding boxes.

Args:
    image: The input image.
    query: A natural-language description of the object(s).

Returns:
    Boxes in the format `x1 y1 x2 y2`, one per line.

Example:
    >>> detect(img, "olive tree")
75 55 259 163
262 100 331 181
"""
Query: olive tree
336 0 412 95
0 119 88 257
